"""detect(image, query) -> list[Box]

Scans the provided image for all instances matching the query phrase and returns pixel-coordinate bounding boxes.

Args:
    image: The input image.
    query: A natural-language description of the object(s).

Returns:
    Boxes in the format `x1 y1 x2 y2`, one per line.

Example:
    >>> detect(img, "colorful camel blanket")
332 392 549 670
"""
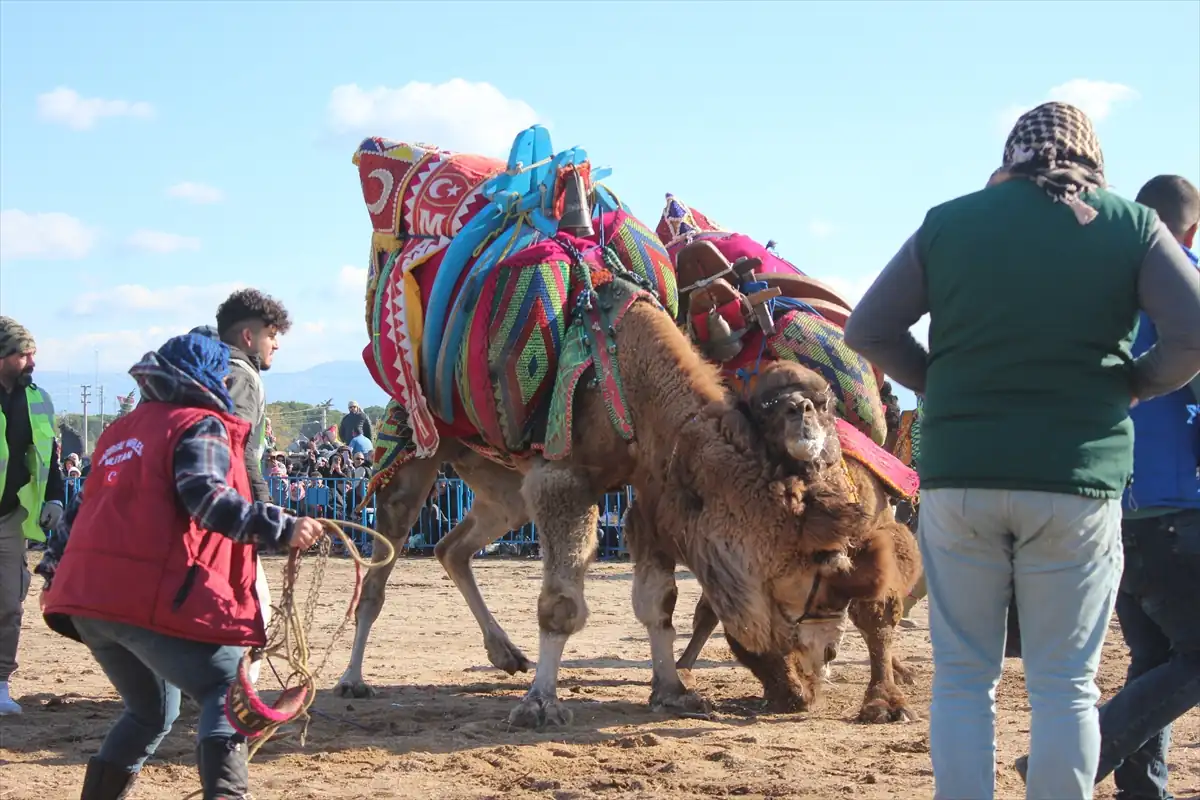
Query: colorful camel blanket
656 193 888 446
354 127 677 470
836 417 919 500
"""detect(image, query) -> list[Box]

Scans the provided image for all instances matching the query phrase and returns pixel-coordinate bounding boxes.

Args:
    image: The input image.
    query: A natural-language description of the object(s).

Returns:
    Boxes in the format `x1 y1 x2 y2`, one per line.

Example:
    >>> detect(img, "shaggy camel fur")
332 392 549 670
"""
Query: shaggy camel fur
671 365 923 722
335 300 907 729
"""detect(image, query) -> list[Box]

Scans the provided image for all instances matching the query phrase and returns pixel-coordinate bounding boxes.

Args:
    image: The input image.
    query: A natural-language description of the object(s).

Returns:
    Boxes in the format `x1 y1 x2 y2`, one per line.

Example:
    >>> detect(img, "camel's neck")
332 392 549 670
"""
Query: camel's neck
614 300 729 461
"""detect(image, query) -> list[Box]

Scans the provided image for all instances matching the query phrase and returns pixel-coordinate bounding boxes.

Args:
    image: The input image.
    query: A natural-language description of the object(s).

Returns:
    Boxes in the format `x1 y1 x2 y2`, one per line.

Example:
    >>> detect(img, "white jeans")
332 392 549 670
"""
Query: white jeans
248 557 271 686
919 488 1123 800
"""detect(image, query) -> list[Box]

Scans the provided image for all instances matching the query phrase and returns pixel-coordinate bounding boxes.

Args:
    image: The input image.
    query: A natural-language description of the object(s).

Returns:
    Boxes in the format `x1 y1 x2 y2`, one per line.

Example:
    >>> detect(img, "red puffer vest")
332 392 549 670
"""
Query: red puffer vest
44 402 266 647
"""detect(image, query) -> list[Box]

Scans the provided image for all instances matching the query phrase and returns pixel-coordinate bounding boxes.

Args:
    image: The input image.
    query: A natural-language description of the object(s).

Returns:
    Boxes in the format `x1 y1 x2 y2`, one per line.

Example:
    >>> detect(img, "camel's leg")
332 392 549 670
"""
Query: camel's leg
849 594 919 723
675 593 719 674
434 459 533 674
507 463 597 730
334 452 442 698
633 553 712 716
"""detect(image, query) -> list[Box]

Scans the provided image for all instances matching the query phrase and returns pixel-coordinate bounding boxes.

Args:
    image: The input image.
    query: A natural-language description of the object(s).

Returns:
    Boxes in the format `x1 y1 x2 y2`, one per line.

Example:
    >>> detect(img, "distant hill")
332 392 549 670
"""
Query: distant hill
35 360 389 415
36 358 916 419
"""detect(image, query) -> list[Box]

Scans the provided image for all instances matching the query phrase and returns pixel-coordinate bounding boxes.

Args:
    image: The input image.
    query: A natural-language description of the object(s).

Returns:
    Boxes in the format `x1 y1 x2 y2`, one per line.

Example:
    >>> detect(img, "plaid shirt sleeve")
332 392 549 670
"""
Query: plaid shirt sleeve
35 416 295 590
174 416 296 548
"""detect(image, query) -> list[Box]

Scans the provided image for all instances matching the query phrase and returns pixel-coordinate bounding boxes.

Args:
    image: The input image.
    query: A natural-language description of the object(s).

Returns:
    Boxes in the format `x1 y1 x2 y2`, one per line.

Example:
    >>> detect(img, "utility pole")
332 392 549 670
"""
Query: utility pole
319 398 333 439
98 386 105 431
80 385 91 451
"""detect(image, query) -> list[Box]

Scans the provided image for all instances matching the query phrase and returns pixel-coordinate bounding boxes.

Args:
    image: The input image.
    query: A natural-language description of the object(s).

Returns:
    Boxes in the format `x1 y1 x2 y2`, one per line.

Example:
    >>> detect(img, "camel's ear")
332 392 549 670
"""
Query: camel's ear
693 534 773 654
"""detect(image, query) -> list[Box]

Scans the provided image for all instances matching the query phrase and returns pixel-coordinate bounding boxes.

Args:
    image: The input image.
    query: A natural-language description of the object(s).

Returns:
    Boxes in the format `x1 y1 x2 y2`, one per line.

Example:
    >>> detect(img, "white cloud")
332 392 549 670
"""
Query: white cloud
337 264 368 296
327 78 543 157
166 182 225 204
808 219 835 239
998 79 1138 132
36 86 155 131
127 229 201 254
67 282 247 317
1047 79 1138 121
0 209 98 261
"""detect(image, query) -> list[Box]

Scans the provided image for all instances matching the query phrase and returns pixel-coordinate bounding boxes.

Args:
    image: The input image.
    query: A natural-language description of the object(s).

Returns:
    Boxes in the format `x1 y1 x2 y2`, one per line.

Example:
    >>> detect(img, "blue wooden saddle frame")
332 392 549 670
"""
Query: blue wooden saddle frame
421 124 620 422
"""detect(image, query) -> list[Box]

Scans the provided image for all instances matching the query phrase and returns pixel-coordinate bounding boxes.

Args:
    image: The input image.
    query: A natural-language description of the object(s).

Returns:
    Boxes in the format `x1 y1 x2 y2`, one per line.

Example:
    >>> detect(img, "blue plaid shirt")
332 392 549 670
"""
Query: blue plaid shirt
36 414 296 587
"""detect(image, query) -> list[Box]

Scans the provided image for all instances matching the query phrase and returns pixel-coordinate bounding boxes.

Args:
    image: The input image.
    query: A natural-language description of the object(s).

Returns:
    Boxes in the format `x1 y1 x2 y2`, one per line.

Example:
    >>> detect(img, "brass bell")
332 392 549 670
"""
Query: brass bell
558 168 595 236
705 309 743 362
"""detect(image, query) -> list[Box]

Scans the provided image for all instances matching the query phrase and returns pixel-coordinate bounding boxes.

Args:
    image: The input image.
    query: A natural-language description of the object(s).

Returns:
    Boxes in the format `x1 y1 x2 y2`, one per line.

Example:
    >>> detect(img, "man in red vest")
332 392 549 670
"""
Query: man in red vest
37 333 322 800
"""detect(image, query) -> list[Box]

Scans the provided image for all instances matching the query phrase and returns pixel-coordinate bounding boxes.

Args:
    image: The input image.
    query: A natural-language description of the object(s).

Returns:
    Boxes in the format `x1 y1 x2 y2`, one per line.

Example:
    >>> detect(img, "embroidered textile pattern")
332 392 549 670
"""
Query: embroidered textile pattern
362 399 420 503
354 137 508 457
605 212 679 320
457 252 573 453
767 310 886 446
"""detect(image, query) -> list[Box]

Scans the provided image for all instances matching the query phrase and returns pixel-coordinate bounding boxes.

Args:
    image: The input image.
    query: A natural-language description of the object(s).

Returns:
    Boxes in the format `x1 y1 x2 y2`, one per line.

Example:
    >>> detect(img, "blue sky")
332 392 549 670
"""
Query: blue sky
2 0 1197 412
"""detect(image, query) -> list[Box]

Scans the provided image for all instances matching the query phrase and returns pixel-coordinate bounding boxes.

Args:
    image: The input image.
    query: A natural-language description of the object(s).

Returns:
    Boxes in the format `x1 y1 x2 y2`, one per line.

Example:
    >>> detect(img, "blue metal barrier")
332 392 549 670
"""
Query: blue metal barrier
63 476 631 561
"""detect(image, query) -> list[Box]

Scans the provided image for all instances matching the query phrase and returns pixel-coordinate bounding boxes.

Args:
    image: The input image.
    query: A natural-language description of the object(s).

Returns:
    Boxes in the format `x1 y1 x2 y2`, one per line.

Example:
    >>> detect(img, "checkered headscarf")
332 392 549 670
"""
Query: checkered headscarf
1001 102 1106 225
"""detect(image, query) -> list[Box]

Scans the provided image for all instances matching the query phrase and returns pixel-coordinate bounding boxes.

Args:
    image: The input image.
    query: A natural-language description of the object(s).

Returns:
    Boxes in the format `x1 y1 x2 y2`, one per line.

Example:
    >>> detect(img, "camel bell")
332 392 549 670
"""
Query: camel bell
705 309 743 362
558 169 595 236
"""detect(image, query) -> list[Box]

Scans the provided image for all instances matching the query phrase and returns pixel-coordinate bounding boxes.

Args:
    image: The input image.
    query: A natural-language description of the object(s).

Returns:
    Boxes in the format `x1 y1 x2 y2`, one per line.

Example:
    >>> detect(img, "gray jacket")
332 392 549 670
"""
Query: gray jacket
226 345 271 503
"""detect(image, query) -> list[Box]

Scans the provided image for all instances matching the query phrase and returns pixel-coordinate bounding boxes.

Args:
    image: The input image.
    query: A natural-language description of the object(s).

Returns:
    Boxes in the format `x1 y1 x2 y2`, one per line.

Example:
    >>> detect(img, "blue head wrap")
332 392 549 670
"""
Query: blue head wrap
153 333 234 412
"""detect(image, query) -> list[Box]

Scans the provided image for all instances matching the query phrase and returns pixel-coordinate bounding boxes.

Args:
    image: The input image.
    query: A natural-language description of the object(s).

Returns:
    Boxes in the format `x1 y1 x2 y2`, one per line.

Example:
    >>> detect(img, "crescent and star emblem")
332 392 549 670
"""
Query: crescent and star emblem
426 177 463 204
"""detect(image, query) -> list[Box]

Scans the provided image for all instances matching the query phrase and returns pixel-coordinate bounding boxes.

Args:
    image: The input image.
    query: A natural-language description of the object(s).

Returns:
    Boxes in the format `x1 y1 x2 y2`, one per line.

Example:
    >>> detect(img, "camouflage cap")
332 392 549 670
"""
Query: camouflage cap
0 316 35 359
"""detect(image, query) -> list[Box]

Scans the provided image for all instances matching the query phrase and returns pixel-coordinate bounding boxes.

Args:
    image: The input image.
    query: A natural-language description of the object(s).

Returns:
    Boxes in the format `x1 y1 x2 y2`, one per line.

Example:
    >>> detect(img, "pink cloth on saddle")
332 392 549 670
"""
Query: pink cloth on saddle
835 418 919 499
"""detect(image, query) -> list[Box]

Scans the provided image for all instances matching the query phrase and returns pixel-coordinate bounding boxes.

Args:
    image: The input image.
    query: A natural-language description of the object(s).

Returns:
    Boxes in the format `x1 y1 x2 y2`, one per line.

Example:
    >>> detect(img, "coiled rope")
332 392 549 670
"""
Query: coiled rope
182 519 395 800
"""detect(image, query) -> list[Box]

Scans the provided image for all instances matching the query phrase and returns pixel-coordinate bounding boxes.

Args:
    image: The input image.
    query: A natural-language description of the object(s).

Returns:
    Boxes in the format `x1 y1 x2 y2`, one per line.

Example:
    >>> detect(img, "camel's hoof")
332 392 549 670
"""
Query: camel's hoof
507 693 573 730
857 696 919 724
334 678 377 699
485 636 534 675
650 687 713 719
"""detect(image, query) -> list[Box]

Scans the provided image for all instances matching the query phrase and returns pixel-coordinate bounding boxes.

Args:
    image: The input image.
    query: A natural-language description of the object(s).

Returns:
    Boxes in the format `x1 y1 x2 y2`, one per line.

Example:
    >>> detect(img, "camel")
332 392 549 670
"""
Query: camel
335 325 913 730
667 373 922 721
336 359 922 725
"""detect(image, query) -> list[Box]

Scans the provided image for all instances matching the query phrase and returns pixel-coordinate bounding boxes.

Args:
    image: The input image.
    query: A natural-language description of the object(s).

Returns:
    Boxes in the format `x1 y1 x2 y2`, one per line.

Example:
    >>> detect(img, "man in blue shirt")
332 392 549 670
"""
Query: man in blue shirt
1018 174 1200 799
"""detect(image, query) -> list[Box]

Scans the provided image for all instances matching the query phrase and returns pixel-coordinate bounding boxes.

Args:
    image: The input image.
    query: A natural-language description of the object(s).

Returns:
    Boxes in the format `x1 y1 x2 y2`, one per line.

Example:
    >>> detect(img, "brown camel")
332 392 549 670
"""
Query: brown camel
671 363 922 722
336 357 919 725
334 301 910 729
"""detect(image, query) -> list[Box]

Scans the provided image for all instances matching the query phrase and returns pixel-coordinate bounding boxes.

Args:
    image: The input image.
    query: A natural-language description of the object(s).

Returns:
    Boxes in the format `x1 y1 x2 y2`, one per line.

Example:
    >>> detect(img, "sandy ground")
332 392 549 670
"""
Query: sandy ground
2 553 1197 800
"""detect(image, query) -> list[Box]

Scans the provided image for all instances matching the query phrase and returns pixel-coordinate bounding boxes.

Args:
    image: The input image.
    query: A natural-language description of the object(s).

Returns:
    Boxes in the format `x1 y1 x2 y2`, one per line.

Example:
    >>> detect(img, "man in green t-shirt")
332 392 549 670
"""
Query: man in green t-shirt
845 102 1200 800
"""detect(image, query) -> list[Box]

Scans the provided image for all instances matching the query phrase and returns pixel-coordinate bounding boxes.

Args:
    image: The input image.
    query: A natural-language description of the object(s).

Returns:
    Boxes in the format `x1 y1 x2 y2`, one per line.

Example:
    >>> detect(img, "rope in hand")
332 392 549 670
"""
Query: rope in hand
247 519 396 757
182 520 395 800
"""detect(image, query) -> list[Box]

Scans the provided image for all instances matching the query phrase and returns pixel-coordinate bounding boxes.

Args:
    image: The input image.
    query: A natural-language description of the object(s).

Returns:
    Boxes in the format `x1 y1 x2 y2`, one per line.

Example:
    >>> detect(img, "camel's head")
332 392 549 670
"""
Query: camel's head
745 362 840 470
709 518 907 712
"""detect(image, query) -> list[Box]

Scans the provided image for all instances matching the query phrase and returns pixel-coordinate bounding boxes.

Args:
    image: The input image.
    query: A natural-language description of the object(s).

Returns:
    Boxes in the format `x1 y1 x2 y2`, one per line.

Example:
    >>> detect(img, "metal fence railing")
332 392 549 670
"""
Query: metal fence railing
62 476 631 561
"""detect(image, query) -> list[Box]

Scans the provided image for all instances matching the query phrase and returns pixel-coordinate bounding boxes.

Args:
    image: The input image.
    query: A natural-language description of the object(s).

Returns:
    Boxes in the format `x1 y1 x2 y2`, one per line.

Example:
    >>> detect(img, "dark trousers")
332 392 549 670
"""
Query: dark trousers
72 617 242 771
1096 510 1200 800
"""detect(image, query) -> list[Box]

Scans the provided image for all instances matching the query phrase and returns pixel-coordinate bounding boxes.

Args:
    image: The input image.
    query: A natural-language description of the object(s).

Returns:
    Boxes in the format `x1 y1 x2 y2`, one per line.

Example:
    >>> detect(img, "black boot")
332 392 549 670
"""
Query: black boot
197 737 249 800
80 757 138 800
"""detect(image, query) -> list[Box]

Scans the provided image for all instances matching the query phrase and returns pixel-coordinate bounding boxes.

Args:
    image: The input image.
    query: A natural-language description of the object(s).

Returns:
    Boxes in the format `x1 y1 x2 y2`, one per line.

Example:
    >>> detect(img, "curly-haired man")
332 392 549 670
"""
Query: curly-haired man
213 289 292 504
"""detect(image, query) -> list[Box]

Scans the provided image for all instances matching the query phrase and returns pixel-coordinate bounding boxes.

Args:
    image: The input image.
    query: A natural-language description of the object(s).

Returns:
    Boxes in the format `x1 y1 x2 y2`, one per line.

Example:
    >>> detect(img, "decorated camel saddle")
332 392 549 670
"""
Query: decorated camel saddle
656 194 917 500
354 126 677 487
